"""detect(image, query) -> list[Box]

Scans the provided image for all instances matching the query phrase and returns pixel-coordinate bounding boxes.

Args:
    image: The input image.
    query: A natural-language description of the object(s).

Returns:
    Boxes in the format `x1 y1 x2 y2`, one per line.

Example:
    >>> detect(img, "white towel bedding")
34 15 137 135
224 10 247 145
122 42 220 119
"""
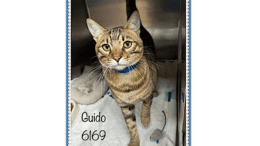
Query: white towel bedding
71 76 179 146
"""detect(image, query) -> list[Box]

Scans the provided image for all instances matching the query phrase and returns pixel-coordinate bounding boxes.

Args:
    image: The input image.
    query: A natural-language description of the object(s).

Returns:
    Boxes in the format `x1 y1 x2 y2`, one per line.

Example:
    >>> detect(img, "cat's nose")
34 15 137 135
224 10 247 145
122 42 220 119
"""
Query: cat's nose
114 57 121 63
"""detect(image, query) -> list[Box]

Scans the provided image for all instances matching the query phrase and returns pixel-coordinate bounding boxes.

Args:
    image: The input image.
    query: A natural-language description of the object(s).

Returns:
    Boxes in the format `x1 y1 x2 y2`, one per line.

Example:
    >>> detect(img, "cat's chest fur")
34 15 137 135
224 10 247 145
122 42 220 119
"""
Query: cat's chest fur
103 57 156 104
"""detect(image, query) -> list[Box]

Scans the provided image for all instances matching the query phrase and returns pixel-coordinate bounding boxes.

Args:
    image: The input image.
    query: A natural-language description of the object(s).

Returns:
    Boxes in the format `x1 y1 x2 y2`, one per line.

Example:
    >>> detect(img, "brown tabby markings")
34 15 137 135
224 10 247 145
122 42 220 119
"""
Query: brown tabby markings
87 11 158 146
109 26 123 40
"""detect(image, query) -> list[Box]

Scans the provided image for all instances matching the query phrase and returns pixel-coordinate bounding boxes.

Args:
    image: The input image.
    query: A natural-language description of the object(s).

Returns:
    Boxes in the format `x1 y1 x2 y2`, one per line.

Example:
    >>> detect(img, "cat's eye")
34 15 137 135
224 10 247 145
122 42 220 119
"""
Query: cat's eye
102 44 111 51
123 41 132 48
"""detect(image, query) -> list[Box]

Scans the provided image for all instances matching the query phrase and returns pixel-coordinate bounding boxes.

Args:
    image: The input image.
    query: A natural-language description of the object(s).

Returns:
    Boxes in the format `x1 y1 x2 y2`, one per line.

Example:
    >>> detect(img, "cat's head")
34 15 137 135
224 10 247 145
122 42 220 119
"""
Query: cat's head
86 11 143 71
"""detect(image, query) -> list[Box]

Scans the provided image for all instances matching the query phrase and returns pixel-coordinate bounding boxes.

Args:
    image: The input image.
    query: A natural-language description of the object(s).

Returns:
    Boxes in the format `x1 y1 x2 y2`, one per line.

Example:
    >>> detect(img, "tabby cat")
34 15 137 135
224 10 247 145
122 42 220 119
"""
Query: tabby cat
86 11 158 146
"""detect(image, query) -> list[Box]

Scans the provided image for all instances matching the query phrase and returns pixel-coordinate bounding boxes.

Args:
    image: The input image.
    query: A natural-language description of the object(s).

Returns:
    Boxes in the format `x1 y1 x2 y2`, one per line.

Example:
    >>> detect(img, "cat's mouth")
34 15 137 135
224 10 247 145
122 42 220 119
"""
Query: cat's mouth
111 62 139 71
105 59 139 71
109 64 128 71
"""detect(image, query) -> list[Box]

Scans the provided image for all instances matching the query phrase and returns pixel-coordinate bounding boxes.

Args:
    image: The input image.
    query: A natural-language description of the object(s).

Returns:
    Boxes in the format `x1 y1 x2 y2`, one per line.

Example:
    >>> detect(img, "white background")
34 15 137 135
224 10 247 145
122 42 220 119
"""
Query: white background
0 0 259 146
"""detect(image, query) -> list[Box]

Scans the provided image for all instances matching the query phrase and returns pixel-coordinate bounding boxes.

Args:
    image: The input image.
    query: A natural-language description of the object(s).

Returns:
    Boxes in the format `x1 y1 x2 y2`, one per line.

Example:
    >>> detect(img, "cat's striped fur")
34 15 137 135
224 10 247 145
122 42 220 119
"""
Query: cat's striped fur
87 11 158 146
109 26 124 40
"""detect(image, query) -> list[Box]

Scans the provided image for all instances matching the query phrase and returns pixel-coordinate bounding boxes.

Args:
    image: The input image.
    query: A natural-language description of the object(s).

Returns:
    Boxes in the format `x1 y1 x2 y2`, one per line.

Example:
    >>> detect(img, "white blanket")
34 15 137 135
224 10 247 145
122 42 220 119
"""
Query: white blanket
72 77 179 146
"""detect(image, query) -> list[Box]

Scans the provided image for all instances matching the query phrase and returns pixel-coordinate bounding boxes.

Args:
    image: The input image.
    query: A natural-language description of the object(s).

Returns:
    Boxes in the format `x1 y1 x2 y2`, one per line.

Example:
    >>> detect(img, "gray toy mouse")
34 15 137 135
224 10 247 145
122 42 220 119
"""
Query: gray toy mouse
150 111 166 141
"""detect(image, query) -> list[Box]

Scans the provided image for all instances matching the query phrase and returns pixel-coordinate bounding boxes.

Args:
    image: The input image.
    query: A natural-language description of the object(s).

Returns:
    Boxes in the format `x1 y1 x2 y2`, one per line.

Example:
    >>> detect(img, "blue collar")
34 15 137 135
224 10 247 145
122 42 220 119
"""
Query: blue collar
114 63 138 73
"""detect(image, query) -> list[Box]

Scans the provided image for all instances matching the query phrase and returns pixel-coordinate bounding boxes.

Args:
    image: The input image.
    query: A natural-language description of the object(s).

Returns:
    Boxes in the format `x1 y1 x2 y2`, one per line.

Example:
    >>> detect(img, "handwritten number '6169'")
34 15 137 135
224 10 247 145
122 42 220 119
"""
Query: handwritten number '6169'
82 130 106 141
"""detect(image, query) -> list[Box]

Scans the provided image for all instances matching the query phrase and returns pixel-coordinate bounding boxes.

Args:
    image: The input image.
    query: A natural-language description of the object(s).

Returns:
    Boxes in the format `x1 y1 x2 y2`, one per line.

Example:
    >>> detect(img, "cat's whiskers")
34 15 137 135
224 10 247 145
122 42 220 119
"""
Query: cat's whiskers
135 65 146 74
109 69 112 80
91 70 104 91
102 67 109 80
143 53 153 55
129 65 137 77
101 67 110 92
136 65 155 86
93 72 103 85
146 63 157 73
88 64 102 74
130 64 141 77
101 70 106 93
83 65 102 83
94 66 108 86
90 56 98 61
143 46 154 48
91 61 100 65
96 70 106 92
147 60 165 70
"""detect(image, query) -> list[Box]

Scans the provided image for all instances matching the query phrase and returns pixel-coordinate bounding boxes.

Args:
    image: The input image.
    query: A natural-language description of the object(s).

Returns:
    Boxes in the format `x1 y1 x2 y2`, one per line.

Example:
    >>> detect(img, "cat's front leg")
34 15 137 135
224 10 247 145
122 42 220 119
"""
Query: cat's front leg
141 95 153 127
119 103 140 146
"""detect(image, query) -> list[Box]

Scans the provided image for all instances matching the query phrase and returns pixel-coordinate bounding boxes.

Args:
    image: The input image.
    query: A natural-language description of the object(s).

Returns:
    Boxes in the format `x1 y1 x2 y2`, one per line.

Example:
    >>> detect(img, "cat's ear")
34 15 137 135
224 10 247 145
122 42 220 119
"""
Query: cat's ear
124 11 141 36
86 18 105 41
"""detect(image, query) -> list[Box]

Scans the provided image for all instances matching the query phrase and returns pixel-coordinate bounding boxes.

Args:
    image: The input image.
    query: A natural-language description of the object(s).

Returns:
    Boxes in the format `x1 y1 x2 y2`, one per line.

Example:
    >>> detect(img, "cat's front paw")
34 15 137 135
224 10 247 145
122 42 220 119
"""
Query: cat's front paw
141 116 151 127
153 90 158 97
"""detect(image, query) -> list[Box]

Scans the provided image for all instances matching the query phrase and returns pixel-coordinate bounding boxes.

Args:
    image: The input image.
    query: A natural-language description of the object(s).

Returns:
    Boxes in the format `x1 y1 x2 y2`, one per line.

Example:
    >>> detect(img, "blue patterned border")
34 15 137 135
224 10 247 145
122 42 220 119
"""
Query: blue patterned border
66 0 192 145
188 0 192 145
66 0 68 145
